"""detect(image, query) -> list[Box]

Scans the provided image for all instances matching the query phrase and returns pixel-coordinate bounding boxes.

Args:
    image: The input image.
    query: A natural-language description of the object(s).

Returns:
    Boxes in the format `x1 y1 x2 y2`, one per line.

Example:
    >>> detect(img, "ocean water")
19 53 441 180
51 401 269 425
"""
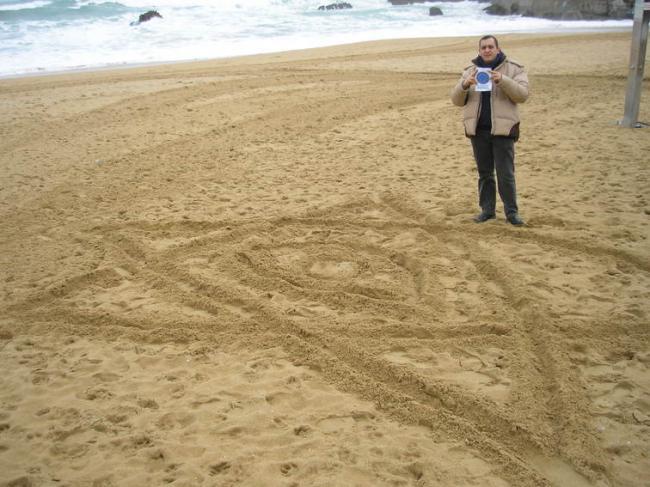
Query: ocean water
0 0 631 77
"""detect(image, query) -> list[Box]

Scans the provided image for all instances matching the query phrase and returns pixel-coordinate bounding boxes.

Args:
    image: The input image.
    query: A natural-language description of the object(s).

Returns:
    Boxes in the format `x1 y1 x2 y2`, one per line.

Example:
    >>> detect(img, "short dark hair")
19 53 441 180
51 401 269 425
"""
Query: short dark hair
479 35 499 48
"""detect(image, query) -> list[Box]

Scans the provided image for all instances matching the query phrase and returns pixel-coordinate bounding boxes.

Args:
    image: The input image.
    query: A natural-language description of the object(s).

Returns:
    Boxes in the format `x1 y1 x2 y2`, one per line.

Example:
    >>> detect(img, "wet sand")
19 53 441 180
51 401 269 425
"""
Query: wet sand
0 32 649 486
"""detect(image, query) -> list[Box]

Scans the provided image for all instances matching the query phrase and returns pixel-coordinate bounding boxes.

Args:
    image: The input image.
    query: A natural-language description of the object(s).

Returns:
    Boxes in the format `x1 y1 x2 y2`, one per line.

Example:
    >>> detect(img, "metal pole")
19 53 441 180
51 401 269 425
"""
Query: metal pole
621 0 649 127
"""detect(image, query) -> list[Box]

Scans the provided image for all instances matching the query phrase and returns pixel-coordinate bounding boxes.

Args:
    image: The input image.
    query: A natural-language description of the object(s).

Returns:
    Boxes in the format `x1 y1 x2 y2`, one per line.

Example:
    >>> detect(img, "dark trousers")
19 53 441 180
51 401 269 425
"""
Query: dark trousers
470 130 518 217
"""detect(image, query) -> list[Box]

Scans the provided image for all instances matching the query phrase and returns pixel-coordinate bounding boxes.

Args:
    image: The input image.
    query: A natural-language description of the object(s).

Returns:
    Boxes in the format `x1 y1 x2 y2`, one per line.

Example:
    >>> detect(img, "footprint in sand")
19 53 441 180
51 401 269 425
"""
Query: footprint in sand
384 347 511 404
280 461 298 475
209 461 231 475
571 347 650 486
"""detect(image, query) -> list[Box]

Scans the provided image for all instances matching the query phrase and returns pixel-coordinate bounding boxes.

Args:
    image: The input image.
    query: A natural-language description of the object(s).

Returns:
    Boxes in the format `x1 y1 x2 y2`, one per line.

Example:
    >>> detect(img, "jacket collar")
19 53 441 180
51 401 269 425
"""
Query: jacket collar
472 51 506 69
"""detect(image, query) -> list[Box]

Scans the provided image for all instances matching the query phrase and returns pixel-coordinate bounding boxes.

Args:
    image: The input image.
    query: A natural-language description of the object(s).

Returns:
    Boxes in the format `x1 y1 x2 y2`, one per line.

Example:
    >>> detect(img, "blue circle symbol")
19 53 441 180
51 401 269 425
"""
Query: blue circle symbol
476 71 490 84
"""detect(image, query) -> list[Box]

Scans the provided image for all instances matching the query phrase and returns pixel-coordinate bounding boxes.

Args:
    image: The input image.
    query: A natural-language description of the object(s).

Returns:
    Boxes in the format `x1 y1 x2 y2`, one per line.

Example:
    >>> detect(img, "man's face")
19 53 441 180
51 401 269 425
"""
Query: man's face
479 38 500 64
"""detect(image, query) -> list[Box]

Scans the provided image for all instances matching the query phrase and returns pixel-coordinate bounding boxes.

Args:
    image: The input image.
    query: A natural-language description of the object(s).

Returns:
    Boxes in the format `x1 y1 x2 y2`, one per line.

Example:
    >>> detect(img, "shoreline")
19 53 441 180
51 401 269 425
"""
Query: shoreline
0 25 632 81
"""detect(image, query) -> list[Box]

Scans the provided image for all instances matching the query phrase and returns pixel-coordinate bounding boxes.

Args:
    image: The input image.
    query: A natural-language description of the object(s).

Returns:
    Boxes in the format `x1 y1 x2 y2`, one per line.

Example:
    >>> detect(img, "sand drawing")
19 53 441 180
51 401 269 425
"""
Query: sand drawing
1 33 648 486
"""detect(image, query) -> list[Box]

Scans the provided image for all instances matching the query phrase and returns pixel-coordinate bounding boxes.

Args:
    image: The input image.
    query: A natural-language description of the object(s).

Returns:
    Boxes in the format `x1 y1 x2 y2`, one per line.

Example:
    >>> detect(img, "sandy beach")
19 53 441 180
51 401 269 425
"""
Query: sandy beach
1 32 649 486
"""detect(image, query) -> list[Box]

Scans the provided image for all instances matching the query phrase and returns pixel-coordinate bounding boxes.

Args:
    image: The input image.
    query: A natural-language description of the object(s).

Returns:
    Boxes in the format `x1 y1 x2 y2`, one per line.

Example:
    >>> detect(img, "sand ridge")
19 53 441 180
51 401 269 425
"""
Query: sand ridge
0 32 649 486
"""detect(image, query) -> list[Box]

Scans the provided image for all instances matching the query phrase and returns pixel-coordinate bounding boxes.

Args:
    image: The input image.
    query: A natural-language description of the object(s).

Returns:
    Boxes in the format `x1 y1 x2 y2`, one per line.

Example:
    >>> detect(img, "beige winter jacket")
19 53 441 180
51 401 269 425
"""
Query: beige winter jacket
450 57 529 138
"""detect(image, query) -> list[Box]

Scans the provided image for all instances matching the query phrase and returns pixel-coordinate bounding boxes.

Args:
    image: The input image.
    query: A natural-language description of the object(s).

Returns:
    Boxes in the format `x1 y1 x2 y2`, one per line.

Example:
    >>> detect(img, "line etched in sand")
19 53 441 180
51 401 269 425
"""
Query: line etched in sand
5 193 649 485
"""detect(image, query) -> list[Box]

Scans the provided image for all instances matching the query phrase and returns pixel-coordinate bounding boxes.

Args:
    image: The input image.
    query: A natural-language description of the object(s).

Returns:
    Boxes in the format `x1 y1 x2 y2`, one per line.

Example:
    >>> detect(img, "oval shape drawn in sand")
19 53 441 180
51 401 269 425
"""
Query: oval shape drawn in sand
308 260 358 279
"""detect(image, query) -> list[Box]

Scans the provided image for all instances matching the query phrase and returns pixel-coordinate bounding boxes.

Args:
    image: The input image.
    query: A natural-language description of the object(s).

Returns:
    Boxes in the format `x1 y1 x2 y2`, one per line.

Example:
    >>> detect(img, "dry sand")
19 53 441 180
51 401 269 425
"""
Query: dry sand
0 32 649 486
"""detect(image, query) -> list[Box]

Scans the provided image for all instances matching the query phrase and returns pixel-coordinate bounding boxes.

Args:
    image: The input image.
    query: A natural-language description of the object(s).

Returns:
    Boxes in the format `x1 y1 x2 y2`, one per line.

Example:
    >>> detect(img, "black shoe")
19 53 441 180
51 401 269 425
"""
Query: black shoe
473 211 496 223
506 213 525 226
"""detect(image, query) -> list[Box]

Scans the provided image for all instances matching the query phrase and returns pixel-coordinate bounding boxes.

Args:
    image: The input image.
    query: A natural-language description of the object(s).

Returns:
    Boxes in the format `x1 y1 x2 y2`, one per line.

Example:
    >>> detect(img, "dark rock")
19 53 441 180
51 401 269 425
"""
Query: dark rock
429 7 443 15
559 10 584 20
131 10 163 26
484 0 633 19
318 2 353 9
484 3 509 15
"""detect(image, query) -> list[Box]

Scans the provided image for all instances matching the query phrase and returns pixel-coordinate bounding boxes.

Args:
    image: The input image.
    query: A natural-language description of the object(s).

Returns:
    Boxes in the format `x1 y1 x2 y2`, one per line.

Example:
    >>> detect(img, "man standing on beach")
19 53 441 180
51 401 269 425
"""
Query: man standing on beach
451 35 529 226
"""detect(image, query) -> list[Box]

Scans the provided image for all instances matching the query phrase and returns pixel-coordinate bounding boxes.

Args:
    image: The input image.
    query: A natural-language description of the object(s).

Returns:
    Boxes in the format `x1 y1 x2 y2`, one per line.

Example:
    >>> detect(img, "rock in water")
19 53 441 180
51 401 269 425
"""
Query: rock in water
483 0 633 19
318 2 353 10
131 10 163 26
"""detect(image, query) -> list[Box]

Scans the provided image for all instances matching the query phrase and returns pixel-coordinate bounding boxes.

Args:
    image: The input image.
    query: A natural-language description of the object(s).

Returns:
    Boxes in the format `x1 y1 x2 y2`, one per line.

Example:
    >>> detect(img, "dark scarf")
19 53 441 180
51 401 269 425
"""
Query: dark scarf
472 51 506 131
472 50 506 69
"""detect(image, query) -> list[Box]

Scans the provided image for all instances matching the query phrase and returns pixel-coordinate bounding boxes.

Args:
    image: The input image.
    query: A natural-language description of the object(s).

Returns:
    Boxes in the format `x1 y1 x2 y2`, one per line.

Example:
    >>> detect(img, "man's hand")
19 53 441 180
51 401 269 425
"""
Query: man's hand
462 67 477 90
490 70 502 84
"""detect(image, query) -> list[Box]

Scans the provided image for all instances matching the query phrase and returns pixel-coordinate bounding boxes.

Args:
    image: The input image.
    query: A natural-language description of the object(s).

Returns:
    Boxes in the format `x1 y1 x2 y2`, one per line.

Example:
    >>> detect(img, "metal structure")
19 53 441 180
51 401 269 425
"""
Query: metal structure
621 0 650 127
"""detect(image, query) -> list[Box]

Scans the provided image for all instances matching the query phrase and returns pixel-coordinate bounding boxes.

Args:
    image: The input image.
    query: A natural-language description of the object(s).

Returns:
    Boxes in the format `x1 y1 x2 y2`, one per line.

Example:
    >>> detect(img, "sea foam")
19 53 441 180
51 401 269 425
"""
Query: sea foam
0 0 631 77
